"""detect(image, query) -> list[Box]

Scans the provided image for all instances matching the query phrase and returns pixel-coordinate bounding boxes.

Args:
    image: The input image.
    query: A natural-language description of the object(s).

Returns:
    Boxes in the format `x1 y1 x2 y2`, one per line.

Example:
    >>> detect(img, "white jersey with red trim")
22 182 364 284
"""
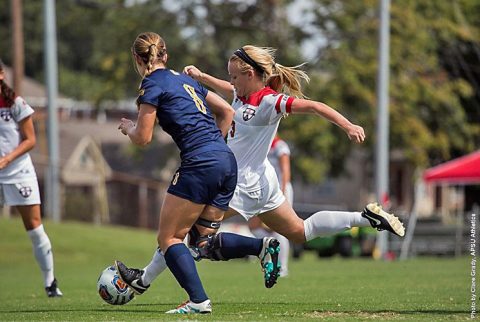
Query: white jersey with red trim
0 96 37 183
227 87 294 191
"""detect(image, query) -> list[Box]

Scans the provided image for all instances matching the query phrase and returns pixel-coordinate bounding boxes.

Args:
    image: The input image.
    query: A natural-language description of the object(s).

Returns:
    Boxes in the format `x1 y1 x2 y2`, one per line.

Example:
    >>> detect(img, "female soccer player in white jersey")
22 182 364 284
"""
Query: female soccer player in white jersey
182 46 404 245
117 45 405 298
0 59 62 297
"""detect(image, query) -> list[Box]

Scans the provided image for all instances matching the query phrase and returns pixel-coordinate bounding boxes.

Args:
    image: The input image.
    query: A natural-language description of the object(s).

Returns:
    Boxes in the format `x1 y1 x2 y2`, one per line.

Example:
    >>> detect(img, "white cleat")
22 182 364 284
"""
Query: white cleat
362 203 405 237
165 299 212 314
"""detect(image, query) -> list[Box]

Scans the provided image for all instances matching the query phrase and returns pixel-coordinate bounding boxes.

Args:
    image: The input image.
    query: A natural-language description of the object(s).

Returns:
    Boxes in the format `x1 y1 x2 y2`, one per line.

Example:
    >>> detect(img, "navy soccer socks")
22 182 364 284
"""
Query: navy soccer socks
164 243 208 303
218 232 263 259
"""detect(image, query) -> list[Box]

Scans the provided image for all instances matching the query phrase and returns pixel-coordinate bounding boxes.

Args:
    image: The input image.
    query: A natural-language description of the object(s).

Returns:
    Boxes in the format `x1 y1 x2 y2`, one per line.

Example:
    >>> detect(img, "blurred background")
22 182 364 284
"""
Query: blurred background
1 0 479 260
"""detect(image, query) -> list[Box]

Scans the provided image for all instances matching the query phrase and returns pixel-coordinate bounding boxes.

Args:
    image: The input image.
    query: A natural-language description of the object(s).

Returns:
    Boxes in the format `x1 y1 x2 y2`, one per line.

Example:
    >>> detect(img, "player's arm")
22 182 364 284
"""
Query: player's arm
278 153 291 193
290 99 366 143
0 115 36 170
205 90 235 137
118 103 157 146
184 65 234 102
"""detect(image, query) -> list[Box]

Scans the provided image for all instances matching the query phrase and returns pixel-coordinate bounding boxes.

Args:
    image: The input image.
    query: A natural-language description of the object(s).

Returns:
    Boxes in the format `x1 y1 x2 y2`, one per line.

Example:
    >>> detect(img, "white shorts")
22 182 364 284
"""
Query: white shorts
0 179 41 206
229 164 285 221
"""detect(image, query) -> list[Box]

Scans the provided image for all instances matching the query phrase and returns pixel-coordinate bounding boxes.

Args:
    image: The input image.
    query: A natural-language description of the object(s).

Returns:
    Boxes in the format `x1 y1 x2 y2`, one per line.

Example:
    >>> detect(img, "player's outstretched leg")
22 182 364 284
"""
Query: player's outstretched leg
45 278 63 297
361 203 405 237
259 237 281 288
166 299 212 314
115 260 150 295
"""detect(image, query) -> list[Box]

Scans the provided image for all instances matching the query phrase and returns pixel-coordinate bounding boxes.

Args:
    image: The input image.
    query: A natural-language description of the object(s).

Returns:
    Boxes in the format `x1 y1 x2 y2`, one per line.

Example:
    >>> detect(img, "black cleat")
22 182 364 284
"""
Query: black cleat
259 237 281 288
45 278 63 297
115 260 150 295
361 203 405 237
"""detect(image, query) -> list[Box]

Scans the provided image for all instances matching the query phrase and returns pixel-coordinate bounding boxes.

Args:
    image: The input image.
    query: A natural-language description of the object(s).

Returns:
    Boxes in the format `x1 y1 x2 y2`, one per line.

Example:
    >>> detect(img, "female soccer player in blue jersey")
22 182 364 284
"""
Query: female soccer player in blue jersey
0 59 62 297
115 32 280 314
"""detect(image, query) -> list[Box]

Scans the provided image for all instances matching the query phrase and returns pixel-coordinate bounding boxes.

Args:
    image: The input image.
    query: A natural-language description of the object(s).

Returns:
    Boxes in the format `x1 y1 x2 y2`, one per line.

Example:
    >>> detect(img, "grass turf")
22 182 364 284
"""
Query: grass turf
0 217 472 321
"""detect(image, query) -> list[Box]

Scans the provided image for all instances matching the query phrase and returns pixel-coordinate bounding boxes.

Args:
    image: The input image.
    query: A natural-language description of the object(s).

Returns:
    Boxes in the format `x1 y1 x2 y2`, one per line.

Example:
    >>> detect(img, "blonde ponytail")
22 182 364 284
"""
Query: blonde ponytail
268 63 310 98
146 44 158 76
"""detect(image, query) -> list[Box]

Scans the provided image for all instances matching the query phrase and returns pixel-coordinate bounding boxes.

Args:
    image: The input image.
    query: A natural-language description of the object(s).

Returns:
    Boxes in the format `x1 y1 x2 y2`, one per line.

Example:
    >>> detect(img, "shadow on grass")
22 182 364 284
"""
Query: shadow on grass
0 303 175 314
303 309 469 318
0 305 470 317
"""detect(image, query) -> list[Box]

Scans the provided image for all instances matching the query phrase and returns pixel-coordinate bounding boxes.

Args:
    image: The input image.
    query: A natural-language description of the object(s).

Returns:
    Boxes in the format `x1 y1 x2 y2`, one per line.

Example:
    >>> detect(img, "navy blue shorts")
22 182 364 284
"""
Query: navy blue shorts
167 150 237 210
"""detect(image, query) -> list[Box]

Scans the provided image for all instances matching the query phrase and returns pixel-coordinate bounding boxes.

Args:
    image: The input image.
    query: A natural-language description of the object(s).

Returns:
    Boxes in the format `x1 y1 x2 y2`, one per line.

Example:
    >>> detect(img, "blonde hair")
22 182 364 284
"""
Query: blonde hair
229 45 310 98
132 32 167 77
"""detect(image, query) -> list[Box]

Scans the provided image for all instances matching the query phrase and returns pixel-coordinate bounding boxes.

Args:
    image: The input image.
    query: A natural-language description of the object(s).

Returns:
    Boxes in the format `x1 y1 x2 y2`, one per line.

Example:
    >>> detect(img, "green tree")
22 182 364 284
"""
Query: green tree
171 0 307 79
279 0 479 183
0 0 186 103
1 0 477 184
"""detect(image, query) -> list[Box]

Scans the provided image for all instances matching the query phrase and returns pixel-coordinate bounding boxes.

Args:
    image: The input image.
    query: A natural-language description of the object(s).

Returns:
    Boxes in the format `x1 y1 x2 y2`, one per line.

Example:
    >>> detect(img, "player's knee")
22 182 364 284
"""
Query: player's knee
157 233 181 252
283 224 306 244
248 216 263 230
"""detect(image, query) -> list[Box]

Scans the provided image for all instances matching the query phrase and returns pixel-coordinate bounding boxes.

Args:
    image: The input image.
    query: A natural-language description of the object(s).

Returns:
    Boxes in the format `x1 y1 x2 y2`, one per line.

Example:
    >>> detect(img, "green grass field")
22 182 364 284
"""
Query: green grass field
0 217 472 321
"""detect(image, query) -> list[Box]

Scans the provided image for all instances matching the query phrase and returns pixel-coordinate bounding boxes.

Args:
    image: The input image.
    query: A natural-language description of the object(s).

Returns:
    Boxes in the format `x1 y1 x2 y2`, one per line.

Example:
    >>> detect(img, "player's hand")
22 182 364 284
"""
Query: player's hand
346 124 366 143
183 65 203 80
0 156 11 170
118 118 135 136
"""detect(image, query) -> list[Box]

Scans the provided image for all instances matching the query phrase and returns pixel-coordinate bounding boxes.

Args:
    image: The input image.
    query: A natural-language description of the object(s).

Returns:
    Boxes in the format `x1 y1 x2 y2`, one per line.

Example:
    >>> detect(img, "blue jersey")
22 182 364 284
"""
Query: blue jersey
137 68 228 159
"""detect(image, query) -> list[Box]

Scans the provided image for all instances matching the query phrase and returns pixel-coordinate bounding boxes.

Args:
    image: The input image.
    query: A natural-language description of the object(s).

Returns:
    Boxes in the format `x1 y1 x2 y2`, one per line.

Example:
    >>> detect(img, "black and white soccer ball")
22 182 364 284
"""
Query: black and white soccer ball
97 266 135 305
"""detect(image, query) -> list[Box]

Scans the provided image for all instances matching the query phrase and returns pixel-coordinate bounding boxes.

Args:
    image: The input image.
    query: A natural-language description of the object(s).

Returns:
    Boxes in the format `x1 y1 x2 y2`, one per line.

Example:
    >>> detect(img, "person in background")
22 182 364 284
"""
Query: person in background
0 59 62 297
249 135 292 277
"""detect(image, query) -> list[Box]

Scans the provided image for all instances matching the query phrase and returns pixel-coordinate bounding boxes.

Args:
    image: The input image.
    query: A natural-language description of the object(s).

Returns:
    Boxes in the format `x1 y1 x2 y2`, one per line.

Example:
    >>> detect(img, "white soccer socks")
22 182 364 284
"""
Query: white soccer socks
27 224 55 287
141 248 167 286
303 211 370 242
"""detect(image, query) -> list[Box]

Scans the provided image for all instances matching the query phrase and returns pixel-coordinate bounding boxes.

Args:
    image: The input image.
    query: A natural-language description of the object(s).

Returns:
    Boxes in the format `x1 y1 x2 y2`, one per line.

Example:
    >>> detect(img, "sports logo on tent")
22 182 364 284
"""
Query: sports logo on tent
243 107 256 121
19 186 32 198
1 110 12 122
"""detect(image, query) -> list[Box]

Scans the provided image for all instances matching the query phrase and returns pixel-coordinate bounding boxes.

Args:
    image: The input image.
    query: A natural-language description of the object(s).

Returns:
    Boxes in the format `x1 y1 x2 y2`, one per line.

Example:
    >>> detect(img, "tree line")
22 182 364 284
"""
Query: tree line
0 0 478 183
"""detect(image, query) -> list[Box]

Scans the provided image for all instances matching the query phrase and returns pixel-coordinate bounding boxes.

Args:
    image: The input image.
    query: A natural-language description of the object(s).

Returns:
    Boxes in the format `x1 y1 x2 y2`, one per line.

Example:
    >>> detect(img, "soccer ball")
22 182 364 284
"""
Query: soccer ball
97 266 135 305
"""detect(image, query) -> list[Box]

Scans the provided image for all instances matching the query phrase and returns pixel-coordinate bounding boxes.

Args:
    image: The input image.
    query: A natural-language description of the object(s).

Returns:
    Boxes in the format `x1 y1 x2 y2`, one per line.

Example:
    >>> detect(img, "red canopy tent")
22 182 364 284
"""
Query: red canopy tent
423 150 480 184
401 151 480 259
